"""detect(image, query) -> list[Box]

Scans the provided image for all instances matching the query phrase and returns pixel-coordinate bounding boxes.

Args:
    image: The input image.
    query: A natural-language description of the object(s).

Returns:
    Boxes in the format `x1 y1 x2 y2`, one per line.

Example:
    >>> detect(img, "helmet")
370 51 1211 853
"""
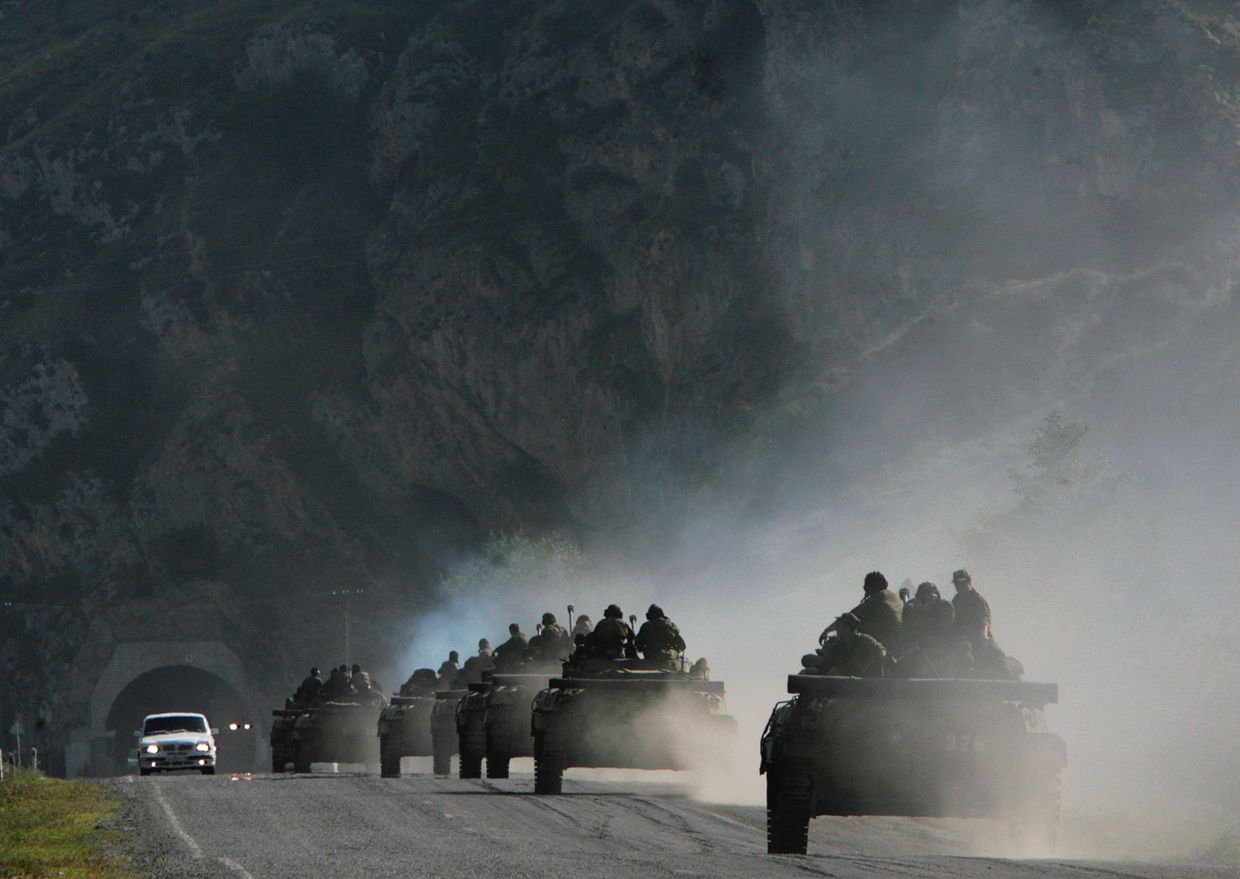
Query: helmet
646 604 664 620
448 650 459 661
604 604 623 619
863 571 888 594
478 638 490 649
351 663 362 674
310 667 320 677
542 612 556 625
915 581 939 600
508 622 520 634
835 612 862 629
952 568 972 584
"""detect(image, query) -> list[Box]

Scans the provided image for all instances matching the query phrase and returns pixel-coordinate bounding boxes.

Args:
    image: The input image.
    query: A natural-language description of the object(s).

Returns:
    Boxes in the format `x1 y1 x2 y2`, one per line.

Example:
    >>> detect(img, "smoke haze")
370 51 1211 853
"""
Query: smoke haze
380 0 1240 862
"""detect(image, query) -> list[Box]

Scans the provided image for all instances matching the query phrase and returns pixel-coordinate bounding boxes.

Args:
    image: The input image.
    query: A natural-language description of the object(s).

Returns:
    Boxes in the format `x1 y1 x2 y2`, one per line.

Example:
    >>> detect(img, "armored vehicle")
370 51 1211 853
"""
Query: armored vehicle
377 694 436 778
270 707 305 773
430 689 466 776
530 659 736 794
760 675 1066 854
453 671 558 779
283 701 383 773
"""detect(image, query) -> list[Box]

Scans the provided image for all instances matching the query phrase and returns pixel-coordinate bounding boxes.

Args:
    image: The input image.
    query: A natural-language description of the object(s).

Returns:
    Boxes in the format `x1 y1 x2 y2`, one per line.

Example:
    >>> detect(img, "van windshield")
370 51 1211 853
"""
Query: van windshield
143 715 207 735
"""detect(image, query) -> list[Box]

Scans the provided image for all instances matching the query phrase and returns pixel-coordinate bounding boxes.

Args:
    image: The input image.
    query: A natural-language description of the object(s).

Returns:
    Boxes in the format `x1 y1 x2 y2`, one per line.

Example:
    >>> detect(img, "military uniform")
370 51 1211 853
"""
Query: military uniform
529 623 571 662
493 631 529 672
951 588 991 643
902 595 954 649
848 589 903 648
294 672 323 704
587 617 635 659
320 667 353 701
818 633 888 677
634 617 686 661
436 659 459 680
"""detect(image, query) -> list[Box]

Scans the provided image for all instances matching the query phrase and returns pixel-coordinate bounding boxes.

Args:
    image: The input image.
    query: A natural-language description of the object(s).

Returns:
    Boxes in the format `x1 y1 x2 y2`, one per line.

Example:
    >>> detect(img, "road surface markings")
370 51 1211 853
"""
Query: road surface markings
152 781 255 879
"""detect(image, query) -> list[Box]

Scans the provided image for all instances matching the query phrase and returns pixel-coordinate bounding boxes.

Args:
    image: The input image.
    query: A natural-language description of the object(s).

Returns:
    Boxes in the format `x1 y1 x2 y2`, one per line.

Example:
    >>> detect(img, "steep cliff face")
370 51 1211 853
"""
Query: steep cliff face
2 0 1239 757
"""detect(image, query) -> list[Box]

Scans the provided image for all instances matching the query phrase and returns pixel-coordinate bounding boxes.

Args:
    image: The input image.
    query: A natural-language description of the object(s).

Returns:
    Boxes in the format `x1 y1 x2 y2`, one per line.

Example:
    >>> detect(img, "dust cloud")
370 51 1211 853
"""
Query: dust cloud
391 1 1240 864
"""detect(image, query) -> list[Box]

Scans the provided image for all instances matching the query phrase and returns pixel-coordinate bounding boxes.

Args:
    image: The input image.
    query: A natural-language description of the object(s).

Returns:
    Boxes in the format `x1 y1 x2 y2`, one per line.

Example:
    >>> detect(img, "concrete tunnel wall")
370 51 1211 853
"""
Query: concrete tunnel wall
84 641 268 776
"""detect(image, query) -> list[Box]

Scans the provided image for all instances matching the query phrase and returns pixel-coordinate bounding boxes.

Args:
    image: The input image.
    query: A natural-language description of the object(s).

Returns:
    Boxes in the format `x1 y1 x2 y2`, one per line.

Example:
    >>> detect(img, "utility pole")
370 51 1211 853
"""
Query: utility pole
330 589 365 665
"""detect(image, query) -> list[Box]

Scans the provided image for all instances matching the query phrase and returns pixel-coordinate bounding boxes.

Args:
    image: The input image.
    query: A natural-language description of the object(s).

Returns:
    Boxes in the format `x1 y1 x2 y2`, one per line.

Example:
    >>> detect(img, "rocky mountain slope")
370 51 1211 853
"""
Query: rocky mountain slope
2 0 1240 761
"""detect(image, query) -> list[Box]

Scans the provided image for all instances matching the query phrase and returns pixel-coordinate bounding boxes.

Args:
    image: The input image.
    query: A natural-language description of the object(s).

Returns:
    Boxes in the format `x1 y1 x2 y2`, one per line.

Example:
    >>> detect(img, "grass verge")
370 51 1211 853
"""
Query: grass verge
0 770 135 878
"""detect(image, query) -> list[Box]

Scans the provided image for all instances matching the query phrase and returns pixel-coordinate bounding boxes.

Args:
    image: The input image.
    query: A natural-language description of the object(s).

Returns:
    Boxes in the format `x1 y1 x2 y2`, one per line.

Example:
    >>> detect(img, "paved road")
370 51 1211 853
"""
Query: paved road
106 764 1237 879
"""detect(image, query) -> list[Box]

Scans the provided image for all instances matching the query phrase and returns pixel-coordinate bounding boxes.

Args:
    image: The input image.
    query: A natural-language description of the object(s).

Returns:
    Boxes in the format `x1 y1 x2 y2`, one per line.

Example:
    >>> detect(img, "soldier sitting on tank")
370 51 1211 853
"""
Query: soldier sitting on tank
294 667 323 705
399 668 439 697
586 604 637 660
803 613 889 677
528 612 572 664
320 665 353 701
455 642 497 686
436 651 460 681
493 623 530 673
571 614 594 639
902 581 955 650
351 671 389 708
634 604 687 665
821 571 903 652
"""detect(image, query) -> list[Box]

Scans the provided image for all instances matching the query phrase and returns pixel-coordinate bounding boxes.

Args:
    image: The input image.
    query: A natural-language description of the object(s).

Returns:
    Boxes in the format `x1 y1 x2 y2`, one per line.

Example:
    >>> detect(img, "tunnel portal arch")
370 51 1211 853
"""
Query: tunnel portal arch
89 642 267 775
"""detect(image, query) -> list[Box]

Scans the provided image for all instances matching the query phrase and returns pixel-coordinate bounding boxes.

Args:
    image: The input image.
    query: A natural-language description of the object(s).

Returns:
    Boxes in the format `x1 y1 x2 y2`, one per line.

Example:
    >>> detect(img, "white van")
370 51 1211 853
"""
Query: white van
133 712 218 776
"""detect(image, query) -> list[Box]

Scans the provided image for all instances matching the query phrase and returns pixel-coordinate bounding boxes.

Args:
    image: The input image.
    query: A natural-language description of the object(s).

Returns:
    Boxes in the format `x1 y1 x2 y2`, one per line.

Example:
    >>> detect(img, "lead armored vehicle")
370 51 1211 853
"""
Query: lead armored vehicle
531 658 736 794
287 700 384 773
760 675 1066 854
377 671 439 778
270 706 306 773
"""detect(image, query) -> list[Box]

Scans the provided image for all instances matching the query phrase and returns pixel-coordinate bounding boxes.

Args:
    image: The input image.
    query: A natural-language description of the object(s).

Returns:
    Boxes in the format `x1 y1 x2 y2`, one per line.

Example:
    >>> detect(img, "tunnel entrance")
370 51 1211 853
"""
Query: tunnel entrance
103 665 261 774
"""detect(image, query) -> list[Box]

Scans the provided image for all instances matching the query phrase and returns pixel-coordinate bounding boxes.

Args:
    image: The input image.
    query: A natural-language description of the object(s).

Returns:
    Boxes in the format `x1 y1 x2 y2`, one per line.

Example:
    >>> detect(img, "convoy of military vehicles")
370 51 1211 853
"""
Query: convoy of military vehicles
257 579 1065 857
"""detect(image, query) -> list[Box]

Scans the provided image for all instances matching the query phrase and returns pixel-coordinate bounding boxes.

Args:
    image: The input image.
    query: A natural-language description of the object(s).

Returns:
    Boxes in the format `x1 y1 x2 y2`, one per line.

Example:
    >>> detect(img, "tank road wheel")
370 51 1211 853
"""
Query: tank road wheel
432 730 452 777
767 757 811 855
459 728 485 779
485 743 510 780
379 735 401 779
533 731 565 795
293 741 313 774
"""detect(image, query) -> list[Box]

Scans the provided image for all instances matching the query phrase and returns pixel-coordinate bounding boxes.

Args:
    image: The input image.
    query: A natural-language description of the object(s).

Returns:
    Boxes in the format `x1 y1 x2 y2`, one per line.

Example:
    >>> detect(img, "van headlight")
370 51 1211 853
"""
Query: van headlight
195 742 211 752
145 744 159 754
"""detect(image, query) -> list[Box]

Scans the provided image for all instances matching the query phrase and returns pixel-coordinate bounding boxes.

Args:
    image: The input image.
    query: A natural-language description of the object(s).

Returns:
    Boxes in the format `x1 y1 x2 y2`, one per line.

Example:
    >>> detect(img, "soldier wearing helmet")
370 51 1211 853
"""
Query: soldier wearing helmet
529 612 571 663
351 671 388 707
634 604 686 663
436 651 460 681
586 604 636 659
903 581 955 651
820 571 903 651
806 613 888 677
294 667 323 705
